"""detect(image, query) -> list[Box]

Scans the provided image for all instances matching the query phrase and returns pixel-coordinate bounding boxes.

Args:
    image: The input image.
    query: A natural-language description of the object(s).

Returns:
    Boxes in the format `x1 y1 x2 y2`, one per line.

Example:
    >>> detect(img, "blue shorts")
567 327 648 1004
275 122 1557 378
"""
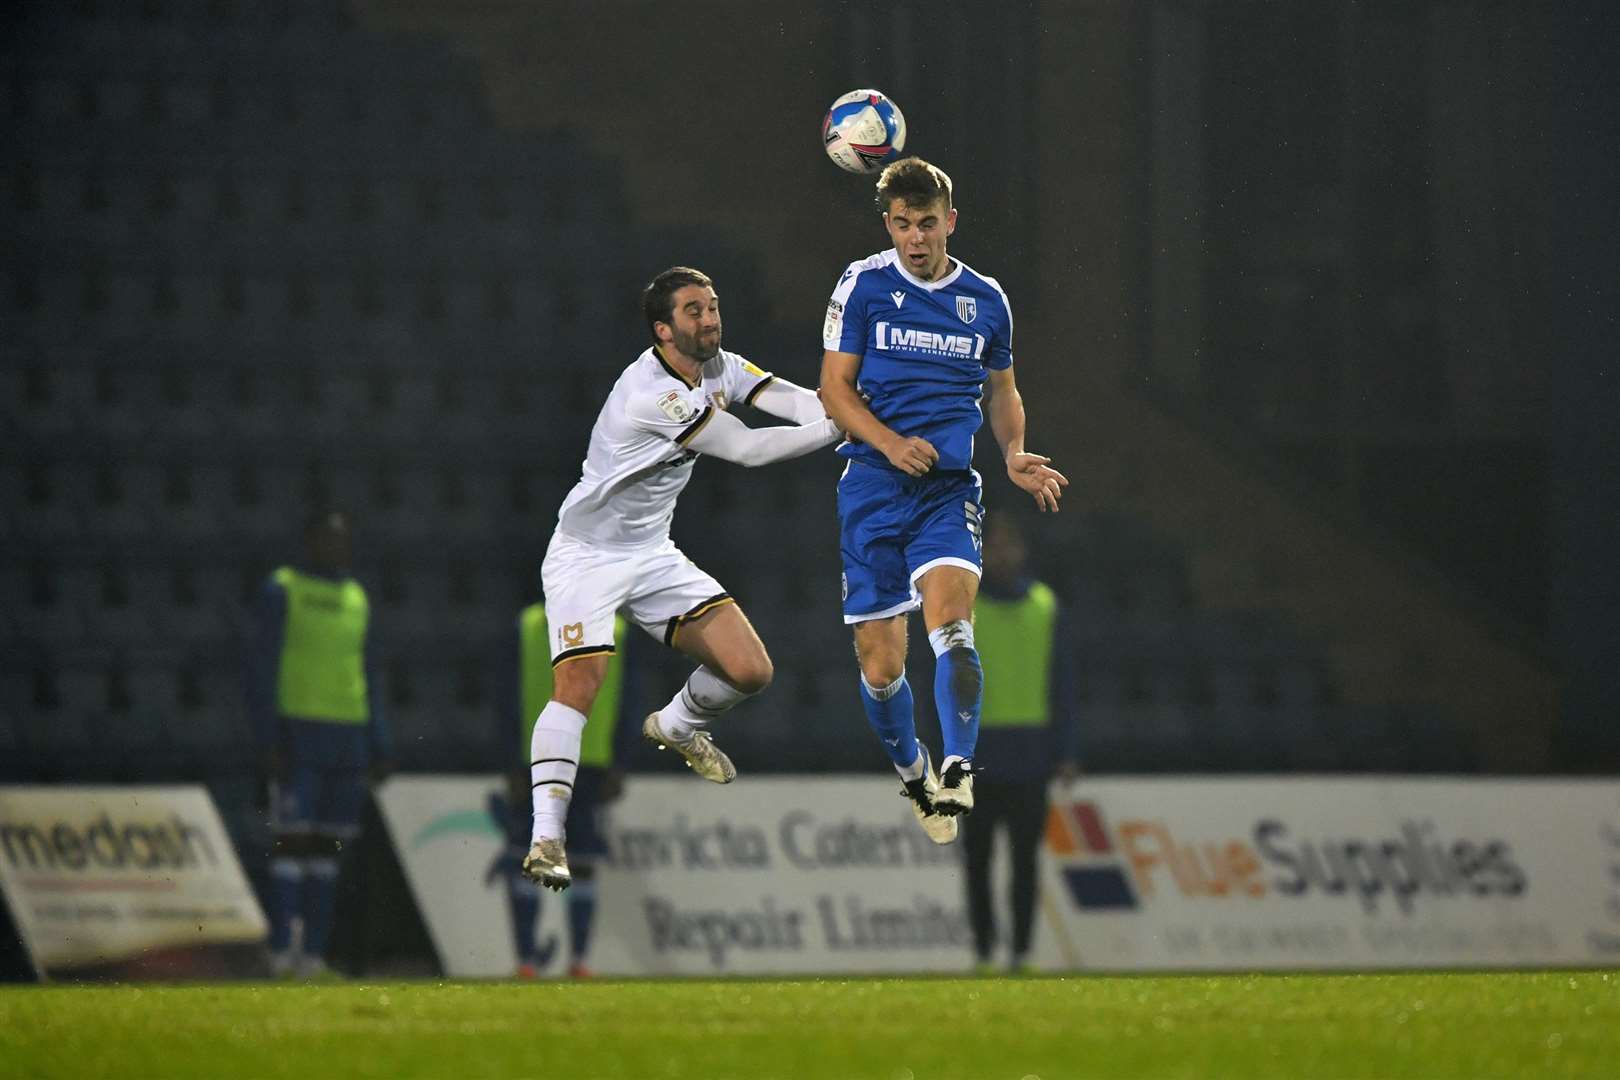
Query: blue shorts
837 461 984 623
271 767 367 840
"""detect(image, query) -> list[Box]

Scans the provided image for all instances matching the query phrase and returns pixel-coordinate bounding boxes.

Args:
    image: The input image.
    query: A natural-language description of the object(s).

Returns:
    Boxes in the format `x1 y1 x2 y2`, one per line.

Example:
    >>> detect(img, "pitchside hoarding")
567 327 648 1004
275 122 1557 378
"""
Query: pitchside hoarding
376 775 969 977
374 775 522 977
0 785 267 977
377 775 1620 977
1037 777 1620 971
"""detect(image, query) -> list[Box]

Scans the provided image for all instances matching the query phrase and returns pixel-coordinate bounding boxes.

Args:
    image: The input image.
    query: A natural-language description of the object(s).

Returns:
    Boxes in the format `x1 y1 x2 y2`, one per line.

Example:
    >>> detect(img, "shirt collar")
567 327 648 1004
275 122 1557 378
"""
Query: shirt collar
652 345 701 389
887 249 964 292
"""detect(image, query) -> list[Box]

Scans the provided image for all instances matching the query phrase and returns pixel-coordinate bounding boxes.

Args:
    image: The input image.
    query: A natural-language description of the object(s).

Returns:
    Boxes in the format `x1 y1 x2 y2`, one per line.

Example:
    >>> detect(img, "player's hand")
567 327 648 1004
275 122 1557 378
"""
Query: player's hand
1007 452 1068 512
883 435 938 477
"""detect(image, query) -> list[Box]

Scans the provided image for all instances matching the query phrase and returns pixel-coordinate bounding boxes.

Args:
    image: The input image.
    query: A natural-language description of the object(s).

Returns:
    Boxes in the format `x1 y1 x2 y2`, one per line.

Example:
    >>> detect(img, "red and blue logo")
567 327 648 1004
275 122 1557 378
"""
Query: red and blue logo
1045 801 1140 910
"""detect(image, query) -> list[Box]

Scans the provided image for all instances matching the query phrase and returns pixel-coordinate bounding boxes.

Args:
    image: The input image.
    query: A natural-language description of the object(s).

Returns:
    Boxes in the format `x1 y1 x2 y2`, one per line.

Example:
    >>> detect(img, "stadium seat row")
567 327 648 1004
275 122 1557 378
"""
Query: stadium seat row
3 267 625 344
0 0 1463 786
8 166 608 234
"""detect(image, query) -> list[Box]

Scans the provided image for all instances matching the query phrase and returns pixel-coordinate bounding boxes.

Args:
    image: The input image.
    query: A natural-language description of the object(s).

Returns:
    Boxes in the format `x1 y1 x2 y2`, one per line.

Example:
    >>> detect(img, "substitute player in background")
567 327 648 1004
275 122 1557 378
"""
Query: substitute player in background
820 157 1067 840
490 609 637 976
522 266 842 890
247 509 391 978
962 513 1079 973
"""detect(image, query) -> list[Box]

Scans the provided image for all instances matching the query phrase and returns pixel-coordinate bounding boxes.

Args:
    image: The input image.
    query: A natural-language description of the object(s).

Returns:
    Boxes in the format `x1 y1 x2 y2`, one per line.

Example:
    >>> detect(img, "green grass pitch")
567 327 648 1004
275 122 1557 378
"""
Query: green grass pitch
2 971 1616 1079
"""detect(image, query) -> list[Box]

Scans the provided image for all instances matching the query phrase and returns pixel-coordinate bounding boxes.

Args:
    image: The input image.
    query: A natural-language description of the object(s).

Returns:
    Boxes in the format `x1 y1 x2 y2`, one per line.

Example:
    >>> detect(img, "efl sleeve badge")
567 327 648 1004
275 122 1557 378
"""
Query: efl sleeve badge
655 390 696 423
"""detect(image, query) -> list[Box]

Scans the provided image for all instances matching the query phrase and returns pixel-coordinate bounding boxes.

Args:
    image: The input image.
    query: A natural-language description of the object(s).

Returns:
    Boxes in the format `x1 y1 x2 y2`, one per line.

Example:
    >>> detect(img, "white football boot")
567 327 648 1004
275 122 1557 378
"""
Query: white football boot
643 712 737 784
900 745 958 845
521 837 572 892
933 757 975 816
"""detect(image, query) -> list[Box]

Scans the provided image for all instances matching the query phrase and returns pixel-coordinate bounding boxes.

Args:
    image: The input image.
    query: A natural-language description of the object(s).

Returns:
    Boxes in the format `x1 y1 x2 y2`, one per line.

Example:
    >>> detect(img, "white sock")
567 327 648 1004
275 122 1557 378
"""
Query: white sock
530 701 587 843
658 666 750 743
927 619 975 655
896 745 927 783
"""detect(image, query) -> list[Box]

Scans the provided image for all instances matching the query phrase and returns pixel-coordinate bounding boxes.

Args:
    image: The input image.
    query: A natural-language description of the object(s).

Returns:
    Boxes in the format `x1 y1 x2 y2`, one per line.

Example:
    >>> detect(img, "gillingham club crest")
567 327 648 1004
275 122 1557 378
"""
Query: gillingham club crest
956 296 977 324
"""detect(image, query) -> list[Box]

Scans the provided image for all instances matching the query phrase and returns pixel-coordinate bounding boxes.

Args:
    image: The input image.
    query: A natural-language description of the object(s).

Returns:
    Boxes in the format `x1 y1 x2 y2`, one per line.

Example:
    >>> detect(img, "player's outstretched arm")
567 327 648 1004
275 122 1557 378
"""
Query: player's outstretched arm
683 406 840 467
819 350 938 476
986 366 1069 512
749 378 828 425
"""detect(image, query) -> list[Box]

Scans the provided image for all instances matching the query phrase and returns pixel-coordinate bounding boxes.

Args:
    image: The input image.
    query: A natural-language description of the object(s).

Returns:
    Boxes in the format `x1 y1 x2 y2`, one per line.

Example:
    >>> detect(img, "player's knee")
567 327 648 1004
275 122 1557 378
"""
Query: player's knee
854 631 905 686
852 619 907 686
857 652 905 688
919 567 977 623
552 657 608 712
727 652 774 696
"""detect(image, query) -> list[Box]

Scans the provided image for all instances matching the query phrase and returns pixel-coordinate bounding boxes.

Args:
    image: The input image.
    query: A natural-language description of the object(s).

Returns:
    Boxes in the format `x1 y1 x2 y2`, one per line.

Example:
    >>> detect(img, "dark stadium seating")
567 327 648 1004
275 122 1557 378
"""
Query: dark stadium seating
0 0 1470 815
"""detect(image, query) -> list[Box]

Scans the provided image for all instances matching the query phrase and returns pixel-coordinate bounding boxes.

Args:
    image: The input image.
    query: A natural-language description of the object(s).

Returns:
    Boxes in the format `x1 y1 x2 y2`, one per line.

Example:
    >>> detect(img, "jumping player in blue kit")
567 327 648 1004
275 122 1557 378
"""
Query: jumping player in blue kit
819 157 1068 844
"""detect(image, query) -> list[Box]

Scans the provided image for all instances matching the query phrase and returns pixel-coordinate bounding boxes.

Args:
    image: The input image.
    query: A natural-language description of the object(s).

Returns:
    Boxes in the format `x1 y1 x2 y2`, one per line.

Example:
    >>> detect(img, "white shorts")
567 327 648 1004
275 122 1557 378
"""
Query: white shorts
540 530 732 664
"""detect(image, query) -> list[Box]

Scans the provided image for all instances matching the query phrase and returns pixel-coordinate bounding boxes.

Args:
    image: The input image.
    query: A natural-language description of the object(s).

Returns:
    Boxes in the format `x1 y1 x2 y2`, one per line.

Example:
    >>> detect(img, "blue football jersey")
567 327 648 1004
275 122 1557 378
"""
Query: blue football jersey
823 249 1014 472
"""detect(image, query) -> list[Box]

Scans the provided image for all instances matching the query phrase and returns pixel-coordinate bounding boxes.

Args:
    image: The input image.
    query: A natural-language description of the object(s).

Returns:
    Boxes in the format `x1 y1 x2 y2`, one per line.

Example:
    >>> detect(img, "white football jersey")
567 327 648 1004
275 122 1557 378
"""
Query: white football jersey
555 346 776 547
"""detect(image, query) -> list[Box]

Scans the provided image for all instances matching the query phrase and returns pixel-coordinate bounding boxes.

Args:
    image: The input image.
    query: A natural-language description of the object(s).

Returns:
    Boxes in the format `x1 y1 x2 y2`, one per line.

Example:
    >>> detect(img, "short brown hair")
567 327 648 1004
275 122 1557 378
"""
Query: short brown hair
641 266 713 341
874 157 953 214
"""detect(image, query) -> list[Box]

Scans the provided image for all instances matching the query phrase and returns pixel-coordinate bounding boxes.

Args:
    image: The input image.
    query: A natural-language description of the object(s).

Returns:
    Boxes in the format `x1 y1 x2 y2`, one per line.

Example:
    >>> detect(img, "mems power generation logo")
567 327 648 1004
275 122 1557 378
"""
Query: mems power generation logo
1045 799 1528 916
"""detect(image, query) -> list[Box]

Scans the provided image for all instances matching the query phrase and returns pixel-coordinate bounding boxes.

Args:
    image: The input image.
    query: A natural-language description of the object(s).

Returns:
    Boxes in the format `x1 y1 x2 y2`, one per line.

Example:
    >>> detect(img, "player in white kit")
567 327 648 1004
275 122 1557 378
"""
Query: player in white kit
522 266 842 890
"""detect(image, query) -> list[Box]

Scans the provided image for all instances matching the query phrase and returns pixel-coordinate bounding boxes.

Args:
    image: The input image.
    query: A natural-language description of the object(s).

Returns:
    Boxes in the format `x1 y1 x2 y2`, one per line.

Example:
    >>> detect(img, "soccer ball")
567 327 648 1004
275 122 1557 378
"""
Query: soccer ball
822 89 907 174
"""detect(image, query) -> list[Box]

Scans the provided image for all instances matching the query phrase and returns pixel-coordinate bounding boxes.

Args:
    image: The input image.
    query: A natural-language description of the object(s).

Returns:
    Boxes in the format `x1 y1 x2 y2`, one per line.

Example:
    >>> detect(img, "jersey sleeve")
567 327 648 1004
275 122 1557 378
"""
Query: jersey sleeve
987 281 1015 371
719 351 777 409
749 378 829 424
823 263 868 354
622 384 716 447
684 410 840 467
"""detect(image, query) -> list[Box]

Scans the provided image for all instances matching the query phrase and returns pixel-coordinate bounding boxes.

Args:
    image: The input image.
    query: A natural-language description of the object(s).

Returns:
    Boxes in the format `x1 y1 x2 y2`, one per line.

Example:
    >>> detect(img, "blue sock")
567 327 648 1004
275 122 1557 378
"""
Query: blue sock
568 878 599 964
508 873 541 964
301 856 340 959
930 621 982 761
268 856 301 952
860 672 920 770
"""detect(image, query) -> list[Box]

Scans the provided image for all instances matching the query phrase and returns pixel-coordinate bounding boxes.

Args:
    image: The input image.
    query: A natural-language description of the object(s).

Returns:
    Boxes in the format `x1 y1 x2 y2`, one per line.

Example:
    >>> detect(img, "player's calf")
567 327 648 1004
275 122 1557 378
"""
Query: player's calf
929 618 982 769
